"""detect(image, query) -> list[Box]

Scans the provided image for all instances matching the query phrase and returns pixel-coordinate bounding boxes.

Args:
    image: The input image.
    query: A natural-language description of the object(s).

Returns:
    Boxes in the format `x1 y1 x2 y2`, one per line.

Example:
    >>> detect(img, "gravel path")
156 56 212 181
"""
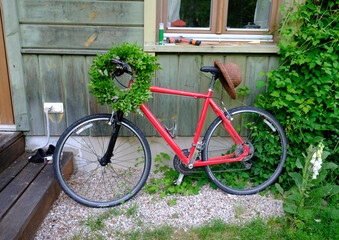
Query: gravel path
34 173 284 239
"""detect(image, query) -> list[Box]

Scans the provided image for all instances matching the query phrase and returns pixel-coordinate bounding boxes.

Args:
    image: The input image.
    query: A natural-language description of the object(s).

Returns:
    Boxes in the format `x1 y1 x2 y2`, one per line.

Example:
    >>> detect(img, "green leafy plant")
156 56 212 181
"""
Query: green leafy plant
88 42 161 114
144 153 211 205
276 142 339 226
236 86 250 96
255 0 338 189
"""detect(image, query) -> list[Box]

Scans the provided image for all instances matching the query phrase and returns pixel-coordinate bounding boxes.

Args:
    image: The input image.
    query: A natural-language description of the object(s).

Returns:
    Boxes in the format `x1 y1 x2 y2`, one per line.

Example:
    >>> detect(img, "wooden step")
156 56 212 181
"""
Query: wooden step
0 152 73 240
0 132 25 174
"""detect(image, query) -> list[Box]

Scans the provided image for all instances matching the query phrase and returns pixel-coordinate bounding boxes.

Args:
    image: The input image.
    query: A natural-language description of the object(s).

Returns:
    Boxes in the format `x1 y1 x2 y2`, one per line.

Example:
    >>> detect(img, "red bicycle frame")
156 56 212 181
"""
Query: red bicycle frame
139 86 250 167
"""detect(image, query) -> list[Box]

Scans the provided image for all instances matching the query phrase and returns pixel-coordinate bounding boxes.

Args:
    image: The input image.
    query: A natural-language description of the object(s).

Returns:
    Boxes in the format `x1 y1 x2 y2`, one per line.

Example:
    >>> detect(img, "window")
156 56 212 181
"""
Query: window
158 0 279 42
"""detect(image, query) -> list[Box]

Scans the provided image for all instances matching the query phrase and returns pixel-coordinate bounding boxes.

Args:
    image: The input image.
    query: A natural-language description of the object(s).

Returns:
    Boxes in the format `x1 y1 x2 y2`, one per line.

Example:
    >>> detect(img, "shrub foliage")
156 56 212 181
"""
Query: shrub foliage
255 0 338 188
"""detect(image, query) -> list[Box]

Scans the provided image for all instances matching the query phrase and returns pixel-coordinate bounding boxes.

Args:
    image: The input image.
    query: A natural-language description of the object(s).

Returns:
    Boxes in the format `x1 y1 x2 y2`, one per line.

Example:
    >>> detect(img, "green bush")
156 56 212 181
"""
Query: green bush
255 0 338 189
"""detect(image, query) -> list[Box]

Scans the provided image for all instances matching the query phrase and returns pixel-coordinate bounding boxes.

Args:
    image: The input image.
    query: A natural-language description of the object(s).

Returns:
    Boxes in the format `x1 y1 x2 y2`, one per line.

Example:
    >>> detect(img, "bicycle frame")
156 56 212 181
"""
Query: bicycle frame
139 86 250 167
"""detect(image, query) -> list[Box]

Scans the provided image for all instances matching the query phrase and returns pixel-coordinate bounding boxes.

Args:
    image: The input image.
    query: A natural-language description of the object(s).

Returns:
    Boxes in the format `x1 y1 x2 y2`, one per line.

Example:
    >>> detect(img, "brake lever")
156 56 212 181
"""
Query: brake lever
111 59 132 75
122 62 132 74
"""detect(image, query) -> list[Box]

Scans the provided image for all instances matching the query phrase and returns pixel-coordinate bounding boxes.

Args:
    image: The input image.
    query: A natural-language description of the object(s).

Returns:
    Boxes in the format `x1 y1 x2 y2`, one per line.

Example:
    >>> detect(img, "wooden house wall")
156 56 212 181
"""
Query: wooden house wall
153 54 279 137
12 0 280 136
18 0 144 50
16 0 144 135
23 52 279 136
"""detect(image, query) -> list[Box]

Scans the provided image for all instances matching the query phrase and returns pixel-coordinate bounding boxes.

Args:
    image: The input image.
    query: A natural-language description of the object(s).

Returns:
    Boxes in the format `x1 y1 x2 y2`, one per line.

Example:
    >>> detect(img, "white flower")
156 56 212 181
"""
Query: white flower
310 152 317 164
310 143 324 180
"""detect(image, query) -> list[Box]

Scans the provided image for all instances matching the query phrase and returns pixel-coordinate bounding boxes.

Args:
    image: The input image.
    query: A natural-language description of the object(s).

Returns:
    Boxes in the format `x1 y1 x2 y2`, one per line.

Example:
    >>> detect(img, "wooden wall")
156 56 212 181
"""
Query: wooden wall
152 54 279 137
18 0 144 50
11 0 280 136
23 52 279 136
16 0 144 135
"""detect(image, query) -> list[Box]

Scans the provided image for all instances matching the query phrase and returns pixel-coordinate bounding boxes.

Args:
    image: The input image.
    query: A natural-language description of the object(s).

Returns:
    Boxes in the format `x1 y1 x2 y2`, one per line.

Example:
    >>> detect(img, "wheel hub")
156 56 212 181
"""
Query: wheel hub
235 142 255 161
243 142 255 161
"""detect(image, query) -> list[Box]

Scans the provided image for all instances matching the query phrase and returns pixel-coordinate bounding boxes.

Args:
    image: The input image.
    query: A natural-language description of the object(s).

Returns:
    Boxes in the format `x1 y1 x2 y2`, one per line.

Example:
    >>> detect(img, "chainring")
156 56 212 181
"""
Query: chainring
173 149 203 175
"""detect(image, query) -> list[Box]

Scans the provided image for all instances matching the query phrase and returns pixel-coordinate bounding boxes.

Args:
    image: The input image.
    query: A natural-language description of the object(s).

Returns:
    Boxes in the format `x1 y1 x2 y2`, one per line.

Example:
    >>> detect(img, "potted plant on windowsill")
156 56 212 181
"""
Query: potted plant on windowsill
88 42 161 114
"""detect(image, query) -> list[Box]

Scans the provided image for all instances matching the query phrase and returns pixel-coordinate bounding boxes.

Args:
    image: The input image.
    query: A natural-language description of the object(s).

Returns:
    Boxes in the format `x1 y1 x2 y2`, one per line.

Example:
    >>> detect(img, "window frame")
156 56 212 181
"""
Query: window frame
158 0 280 38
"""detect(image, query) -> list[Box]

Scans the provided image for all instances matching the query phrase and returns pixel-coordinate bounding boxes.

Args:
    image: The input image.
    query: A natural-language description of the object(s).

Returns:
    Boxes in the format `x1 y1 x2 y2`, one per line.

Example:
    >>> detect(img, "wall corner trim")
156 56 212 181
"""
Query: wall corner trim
1 0 30 131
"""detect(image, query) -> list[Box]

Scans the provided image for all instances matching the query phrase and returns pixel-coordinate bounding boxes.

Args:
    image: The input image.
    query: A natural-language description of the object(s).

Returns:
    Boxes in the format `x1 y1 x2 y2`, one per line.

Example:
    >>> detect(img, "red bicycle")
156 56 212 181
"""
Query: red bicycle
53 59 287 208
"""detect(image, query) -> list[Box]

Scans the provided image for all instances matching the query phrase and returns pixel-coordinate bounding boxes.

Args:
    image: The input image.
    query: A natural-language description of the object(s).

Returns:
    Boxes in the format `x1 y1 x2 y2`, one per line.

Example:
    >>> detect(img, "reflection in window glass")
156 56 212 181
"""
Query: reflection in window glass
167 0 211 28
227 0 271 29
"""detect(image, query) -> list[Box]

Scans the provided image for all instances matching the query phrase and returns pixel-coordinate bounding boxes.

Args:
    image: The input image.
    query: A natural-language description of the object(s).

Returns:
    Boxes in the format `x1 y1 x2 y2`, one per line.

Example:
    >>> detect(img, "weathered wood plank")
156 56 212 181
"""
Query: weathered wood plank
225 54 248 109
176 55 202 136
0 153 29 192
86 55 111 115
18 0 144 26
0 152 73 240
245 55 271 106
152 54 180 137
23 55 45 135
0 161 45 220
0 134 25 174
1 0 30 131
62 56 89 125
18 154 73 240
0 132 22 152
0 9 14 125
20 25 144 50
39 55 67 135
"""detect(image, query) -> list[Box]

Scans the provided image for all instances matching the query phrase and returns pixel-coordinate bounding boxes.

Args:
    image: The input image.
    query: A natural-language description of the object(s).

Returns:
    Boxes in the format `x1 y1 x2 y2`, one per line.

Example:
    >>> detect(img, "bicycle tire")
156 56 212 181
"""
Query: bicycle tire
53 114 151 207
202 106 287 195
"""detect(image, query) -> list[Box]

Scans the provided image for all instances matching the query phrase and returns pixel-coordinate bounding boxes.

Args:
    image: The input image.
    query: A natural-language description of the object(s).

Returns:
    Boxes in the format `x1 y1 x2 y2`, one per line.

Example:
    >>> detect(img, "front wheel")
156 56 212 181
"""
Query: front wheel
53 114 151 207
202 106 287 195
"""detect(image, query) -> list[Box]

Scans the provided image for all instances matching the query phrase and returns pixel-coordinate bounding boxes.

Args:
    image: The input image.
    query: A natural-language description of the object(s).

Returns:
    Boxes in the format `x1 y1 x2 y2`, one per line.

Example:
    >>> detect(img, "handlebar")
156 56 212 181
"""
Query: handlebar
110 59 133 75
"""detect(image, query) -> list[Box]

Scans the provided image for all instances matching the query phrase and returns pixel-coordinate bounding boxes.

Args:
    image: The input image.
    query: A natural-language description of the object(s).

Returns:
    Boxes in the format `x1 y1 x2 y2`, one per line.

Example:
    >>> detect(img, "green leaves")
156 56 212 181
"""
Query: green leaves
255 0 338 191
144 153 209 205
278 142 338 224
88 42 161 114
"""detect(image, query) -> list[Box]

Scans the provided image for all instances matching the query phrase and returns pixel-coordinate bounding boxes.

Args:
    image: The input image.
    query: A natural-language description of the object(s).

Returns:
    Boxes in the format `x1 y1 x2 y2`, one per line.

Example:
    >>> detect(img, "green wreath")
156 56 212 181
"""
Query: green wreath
88 43 160 114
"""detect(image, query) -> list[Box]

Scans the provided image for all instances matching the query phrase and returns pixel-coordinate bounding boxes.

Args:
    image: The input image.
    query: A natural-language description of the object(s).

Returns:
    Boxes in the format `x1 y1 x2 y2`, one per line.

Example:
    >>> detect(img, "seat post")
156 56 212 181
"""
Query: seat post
208 73 220 91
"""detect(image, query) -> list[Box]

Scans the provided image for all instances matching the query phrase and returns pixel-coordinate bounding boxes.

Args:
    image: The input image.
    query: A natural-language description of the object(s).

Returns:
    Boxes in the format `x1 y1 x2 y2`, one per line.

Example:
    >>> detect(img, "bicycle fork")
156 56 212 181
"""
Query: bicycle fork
98 110 124 166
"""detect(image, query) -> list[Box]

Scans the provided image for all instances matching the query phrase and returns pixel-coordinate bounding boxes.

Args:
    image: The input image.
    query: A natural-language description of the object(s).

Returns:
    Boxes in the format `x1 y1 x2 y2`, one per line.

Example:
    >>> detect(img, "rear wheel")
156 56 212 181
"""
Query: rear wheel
53 114 151 207
202 106 287 195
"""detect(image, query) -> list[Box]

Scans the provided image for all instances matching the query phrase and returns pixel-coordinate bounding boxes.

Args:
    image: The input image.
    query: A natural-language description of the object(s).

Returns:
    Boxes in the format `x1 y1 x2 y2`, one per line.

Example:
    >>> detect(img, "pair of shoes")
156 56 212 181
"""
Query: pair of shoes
28 144 55 164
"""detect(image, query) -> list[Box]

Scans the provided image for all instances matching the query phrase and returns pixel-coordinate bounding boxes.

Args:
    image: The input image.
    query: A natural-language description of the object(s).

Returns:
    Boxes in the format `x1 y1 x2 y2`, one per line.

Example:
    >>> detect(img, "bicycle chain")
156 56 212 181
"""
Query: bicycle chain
173 148 251 175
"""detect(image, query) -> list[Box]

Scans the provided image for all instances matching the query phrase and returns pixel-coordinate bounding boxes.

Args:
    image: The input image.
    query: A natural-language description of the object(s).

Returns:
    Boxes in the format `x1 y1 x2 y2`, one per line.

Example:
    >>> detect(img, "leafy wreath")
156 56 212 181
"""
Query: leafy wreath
88 43 160 114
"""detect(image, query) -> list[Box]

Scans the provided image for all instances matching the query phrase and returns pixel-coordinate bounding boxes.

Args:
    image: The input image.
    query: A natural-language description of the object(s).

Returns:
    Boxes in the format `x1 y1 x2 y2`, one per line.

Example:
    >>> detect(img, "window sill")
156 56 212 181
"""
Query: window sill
144 42 279 54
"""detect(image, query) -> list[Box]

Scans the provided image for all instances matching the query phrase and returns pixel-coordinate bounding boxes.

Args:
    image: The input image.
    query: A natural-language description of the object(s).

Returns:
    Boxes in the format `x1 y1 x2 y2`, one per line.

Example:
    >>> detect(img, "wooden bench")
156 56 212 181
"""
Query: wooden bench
0 152 73 240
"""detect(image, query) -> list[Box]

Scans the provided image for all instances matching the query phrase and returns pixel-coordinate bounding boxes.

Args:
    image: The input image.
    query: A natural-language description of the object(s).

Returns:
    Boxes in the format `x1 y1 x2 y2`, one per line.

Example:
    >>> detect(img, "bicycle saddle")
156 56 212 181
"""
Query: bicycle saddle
200 66 221 74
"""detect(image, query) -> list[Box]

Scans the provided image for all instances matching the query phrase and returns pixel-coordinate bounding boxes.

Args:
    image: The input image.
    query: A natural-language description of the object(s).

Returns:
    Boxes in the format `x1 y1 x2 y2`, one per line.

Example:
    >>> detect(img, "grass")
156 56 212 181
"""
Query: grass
72 208 338 240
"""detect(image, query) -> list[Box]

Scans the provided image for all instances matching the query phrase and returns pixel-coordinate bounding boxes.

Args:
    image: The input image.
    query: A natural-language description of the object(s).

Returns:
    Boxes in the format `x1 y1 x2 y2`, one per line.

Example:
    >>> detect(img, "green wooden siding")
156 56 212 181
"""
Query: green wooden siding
23 53 279 136
18 0 144 26
18 0 144 51
7 0 281 136
20 25 144 50
14 0 144 134
152 54 279 137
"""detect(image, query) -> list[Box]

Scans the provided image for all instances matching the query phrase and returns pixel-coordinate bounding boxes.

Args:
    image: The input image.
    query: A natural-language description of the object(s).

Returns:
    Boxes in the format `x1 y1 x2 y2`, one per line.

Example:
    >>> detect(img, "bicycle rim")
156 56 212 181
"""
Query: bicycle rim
53 114 151 207
203 106 287 195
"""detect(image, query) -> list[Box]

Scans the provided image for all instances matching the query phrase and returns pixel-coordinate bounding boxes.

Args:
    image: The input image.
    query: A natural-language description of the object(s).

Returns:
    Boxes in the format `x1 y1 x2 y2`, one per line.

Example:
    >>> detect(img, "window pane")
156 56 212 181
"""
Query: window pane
227 0 271 29
167 0 211 28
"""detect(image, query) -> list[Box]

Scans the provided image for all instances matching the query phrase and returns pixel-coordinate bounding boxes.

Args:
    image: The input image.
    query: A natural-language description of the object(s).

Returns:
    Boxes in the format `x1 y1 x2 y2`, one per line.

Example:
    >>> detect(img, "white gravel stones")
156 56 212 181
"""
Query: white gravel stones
34 179 284 239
